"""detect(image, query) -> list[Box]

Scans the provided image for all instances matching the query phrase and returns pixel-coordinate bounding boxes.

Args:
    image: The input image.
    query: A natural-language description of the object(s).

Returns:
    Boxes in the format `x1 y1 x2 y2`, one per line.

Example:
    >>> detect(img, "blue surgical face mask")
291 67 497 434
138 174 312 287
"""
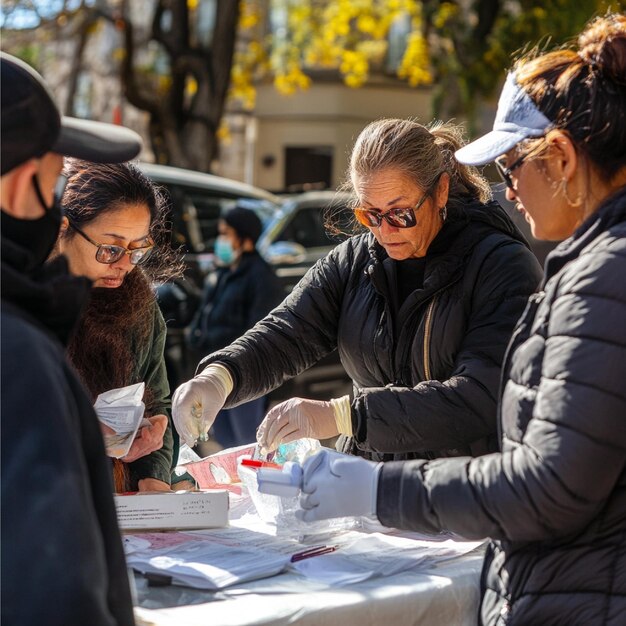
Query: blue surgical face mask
214 236 236 266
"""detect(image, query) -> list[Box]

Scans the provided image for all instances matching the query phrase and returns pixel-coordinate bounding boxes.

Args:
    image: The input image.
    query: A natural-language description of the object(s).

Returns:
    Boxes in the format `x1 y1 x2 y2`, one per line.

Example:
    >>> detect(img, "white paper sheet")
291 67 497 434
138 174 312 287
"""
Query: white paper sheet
125 526 299 590
290 532 484 585
94 382 147 458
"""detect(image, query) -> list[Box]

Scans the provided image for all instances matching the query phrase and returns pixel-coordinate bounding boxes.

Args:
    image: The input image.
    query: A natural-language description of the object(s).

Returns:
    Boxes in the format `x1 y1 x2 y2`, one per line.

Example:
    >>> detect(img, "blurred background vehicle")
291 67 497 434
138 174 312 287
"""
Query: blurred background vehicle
141 163 353 403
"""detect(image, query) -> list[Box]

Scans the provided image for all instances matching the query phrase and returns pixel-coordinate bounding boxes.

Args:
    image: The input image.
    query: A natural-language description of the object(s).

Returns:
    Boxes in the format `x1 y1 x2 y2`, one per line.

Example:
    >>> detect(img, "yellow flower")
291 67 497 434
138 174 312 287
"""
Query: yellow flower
185 76 198 97
217 121 232 145
398 32 432 86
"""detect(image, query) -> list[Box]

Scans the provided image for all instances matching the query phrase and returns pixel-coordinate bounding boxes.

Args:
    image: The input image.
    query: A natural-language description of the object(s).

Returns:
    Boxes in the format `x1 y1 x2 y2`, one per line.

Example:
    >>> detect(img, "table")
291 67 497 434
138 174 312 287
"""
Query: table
133 546 484 626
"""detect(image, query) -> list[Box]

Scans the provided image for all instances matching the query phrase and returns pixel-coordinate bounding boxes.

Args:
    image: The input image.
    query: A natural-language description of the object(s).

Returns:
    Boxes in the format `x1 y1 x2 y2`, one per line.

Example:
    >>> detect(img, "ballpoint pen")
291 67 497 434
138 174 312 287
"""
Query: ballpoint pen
290 545 339 563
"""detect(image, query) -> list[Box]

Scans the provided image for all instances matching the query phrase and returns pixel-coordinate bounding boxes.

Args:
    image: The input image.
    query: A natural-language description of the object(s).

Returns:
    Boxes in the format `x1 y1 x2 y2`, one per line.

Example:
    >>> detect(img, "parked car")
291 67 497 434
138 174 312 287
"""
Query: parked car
139 163 353 402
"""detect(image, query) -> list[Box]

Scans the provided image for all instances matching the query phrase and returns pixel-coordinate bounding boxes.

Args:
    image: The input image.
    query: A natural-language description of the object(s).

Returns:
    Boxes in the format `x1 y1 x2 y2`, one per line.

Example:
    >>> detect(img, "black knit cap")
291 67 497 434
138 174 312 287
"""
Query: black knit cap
1 52 142 175
222 206 263 244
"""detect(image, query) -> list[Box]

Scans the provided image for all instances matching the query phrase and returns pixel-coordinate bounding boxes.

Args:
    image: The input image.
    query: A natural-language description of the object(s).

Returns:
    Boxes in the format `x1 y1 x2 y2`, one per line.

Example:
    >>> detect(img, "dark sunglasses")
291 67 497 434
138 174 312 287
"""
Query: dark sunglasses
68 221 154 266
354 178 438 229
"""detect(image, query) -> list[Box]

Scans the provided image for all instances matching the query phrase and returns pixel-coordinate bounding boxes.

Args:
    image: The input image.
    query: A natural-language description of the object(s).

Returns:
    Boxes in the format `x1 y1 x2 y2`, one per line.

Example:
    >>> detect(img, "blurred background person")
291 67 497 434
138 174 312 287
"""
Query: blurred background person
173 118 542 463
56 158 187 492
187 204 283 449
291 14 626 626
1 52 140 626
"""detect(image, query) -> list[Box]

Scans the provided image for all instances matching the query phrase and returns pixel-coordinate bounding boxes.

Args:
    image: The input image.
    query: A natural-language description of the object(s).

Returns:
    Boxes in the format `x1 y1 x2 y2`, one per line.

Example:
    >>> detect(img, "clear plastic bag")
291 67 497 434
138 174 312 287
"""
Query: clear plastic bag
238 439 360 540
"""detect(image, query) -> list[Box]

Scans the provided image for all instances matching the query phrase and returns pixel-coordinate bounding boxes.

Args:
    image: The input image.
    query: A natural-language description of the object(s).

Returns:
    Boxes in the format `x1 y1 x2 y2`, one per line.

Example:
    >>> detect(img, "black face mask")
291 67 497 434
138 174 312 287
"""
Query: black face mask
1 174 64 269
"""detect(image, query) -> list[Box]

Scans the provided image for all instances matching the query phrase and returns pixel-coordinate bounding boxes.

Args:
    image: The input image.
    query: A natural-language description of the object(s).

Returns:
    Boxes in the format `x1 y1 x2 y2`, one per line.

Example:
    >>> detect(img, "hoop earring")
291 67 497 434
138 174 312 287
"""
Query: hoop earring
439 205 448 222
560 179 583 208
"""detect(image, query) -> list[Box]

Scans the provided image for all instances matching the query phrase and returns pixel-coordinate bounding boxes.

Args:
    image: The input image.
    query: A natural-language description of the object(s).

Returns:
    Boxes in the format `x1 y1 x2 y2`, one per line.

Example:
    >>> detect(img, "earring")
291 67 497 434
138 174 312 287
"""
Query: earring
439 205 448 221
560 179 583 208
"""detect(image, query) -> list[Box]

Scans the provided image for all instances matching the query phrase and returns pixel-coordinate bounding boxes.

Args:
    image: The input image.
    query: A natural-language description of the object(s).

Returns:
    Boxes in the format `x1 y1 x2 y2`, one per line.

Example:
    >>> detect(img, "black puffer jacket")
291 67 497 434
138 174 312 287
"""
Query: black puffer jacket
203 200 542 461
377 187 626 625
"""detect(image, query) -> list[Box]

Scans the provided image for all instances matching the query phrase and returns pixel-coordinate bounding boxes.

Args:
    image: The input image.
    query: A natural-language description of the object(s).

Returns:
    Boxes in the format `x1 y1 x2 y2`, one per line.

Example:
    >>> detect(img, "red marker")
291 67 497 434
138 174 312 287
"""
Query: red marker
240 458 282 470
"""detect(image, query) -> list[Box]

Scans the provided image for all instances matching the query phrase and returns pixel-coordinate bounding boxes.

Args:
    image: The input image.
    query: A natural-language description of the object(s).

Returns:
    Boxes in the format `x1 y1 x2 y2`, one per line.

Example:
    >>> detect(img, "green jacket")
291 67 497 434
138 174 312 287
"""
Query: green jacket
127 301 174 487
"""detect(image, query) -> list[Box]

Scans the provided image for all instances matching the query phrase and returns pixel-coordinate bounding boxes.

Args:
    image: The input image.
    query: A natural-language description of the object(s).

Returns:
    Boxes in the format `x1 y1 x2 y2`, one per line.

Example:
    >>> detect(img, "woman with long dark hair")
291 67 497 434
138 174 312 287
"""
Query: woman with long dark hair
56 159 183 492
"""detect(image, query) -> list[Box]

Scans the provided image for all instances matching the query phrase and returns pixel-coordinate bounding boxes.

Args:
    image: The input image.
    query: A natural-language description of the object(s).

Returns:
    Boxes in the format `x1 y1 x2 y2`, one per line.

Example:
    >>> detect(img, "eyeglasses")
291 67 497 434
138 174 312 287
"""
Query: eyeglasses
495 140 545 191
68 221 154 265
354 180 437 229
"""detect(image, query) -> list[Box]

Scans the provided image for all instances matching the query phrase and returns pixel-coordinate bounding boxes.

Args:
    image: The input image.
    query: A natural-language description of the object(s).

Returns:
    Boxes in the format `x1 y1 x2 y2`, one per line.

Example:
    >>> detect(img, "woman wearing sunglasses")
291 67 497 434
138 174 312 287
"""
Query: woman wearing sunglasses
55 159 184 492
291 13 626 626
173 116 542 467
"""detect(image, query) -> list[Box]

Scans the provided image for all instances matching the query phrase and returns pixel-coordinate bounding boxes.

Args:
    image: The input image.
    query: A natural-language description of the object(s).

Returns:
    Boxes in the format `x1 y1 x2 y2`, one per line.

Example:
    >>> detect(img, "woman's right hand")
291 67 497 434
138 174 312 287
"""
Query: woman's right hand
172 363 234 447
123 414 168 463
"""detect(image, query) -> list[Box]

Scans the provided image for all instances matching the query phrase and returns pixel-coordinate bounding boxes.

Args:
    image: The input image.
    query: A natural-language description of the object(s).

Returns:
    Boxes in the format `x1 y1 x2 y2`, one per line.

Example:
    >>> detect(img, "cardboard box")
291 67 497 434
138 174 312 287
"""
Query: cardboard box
114 490 229 531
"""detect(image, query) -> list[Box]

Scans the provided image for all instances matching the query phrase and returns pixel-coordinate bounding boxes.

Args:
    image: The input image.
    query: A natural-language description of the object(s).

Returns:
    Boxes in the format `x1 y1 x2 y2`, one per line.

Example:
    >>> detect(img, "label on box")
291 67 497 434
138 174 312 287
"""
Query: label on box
114 490 229 531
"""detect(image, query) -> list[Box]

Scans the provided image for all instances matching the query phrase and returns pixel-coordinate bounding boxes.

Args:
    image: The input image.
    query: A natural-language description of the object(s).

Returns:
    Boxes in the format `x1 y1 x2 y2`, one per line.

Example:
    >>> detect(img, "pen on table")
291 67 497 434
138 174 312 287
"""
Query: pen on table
290 545 339 563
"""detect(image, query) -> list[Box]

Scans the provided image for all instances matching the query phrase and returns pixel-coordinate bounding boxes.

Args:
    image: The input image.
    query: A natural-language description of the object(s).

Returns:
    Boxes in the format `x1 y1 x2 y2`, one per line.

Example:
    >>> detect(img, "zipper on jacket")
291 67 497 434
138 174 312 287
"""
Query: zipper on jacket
423 295 438 380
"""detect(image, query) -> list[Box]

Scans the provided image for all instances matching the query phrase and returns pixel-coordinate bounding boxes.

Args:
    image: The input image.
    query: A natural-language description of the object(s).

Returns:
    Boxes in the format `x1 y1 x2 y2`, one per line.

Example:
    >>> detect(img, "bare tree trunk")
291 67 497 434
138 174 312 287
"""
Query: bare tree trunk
118 0 239 172
65 7 99 115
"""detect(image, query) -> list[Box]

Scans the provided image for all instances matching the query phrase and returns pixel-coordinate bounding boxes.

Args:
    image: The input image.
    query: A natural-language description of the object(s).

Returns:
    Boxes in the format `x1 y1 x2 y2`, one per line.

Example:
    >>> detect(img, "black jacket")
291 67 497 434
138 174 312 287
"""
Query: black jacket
188 250 283 355
203 200 542 461
0 236 135 626
377 187 626 625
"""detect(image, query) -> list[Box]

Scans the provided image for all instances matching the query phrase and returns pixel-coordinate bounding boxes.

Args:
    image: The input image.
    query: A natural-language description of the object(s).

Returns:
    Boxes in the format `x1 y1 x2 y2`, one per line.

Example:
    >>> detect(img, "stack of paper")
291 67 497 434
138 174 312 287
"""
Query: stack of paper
290 532 484 585
95 382 147 458
124 527 298 589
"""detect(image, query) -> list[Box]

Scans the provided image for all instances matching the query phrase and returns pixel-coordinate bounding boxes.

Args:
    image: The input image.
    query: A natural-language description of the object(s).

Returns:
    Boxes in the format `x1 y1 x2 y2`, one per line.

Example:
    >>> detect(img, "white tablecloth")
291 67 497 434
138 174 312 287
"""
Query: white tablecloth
133 548 483 626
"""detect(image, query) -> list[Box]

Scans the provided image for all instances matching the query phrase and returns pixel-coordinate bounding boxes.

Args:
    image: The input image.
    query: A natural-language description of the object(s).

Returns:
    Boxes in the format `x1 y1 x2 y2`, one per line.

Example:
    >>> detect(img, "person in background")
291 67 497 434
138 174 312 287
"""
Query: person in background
1 52 140 626
290 14 626 626
55 158 187 492
187 205 283 448
173 118 542 463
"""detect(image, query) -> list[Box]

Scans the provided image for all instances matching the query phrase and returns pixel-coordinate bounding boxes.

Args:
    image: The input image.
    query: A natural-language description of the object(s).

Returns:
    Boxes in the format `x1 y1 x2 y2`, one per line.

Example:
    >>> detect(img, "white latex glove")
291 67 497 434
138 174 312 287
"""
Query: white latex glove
296 449 382 522
256 395 352 455
172 363 233 447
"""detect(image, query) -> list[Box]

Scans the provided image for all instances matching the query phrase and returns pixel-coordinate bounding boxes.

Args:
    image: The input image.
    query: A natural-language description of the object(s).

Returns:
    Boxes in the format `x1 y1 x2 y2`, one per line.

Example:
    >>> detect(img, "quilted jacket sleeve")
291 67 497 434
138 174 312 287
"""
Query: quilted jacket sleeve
377 238 626 541
200 240 356 406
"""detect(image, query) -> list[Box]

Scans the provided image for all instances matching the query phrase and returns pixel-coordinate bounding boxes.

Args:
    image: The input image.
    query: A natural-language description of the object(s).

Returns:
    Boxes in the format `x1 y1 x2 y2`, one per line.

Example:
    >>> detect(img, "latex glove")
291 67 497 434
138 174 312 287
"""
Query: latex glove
296 449 382 522
122 414 168 463
256 395 352 454
172 363 234 447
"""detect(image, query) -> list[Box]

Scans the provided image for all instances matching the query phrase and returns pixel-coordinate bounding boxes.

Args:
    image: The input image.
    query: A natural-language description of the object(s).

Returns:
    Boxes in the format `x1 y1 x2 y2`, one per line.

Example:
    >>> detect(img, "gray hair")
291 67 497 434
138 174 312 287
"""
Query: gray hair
347 118 492 208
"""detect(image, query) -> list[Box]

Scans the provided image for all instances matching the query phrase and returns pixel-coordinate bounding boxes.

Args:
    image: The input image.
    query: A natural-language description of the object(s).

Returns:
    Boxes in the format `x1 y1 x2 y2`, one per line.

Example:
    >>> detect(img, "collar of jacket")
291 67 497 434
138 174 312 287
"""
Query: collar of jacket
1 234 92 346
543 185 626 284
226 250 261 278
364 199 520 296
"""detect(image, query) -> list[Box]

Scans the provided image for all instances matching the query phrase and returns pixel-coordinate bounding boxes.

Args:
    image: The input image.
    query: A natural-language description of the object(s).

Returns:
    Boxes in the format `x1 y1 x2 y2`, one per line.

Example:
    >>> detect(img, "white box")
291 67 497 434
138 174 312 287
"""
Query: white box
114 490 229 531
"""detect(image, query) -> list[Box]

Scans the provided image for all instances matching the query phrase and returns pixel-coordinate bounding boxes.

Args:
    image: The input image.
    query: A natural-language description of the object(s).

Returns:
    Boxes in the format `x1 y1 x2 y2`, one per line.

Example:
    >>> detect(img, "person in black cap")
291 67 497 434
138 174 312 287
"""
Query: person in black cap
1 52 141 626
186 204 283 448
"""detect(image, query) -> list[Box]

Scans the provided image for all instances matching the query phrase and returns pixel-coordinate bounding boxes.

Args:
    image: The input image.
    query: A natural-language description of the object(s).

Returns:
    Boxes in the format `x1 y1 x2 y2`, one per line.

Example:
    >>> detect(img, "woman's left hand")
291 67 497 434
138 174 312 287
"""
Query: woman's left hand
123 414 168 463
257 397 339 454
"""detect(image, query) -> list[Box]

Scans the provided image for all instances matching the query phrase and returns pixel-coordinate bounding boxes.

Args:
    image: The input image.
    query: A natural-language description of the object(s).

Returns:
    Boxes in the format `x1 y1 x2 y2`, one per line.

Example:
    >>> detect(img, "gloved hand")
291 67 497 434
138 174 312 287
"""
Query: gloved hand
172 363 233 447
256 395 352 454
296 449 382 522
